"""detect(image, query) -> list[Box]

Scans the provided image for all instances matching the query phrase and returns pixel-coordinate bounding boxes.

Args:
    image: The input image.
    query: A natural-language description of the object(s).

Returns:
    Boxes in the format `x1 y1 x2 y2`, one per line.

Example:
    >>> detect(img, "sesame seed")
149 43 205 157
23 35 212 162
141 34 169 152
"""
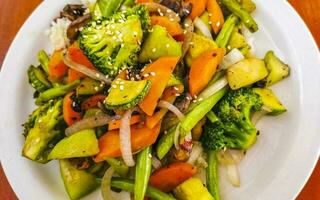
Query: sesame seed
94 86 99 91
105 75 109 79
216 21 221 27
227 45 231 50
183 30 187 34
167 9 172 13
120 81 124 85
192 99 197 103
120 85 124 91
169 18 175 22
135 74 141 79
209 21 212 25
189 42 194 45
164 130 168 134
166 44 170 48
95 73 100 77
198 98 203 101
143 73 150 78
175 93 181 96
112 85 117 88
174 86 179 91
115 80 120 84
130 77 135 81
186 96 191 100
152 48 157 52
150 72 156 76
148 153 152 158
184 23 190 27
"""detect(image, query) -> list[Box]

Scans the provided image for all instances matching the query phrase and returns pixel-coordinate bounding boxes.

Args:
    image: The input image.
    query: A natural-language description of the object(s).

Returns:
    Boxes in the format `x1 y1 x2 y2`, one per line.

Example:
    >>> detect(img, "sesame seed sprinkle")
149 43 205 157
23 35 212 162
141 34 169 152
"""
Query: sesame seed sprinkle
143 73 150 78
174 87 179 91
120 85 124 91
152 48 157 52
216 21 221 27
150 72 156 76
175 93 181 96
112 85 117 88
166 44 170 48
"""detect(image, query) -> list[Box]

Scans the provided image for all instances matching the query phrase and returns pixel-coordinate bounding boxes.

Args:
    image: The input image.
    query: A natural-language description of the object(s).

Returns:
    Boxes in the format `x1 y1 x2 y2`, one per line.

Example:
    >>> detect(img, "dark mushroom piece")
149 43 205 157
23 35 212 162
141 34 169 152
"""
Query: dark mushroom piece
67 13 92 42
60 4 86 21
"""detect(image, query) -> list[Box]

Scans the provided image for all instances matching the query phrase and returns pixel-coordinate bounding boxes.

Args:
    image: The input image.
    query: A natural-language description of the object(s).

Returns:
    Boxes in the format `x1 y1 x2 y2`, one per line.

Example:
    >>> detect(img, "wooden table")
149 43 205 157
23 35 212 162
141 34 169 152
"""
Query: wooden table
0 0 319 199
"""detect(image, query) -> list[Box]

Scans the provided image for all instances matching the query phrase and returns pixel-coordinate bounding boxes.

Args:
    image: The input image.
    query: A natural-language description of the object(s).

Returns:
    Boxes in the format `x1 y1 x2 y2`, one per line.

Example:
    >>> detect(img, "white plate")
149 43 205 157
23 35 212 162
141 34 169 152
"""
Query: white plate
0 0 320 199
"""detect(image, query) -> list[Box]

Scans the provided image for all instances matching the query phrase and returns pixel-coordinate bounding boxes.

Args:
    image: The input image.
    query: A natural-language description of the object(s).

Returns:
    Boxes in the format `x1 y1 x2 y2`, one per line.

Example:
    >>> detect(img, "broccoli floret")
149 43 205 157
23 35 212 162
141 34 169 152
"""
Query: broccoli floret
22 99 66 163
200 88 262 151
79 5 150 76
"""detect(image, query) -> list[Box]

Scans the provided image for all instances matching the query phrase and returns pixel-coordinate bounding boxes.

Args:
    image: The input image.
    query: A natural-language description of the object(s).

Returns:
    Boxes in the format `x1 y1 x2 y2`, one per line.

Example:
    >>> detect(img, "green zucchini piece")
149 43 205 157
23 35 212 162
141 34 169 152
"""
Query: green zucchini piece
60 159 99 200
261 50 290 87
227 28 248 50
38 50 50 74
254 88 286 115
166 74 183 87
139 25 182 63
28 65 52 92
105 79 151 110
227 58 268 90
48 129 99 159
76 77 104 95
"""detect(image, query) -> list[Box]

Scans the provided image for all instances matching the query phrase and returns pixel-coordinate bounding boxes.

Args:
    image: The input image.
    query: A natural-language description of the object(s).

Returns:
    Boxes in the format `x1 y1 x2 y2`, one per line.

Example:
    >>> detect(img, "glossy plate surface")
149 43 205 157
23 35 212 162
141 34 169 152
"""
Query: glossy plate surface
0 0 319 199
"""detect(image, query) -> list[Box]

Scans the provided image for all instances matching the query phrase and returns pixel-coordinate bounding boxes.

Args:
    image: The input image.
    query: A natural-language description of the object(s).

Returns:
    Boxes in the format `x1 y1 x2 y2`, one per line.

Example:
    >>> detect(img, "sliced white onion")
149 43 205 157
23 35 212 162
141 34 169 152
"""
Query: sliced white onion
199 76 229 100
193 167 207 185
158 100 185 121
226 164 240 187
220 48 244 69
65 113 120 136
63 55 112 84
187 142 203 164
217 149 245 165
228 149 245 163
142 3 180 22
174 124 181 150
152 156 162 170
119 109 135 167
194 17 213 39
101 167 115 200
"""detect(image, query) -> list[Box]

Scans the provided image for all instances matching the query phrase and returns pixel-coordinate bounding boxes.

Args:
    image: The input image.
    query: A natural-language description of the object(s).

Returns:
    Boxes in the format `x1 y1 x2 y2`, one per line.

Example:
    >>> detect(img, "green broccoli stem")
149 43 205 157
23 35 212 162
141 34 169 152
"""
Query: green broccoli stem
180 87 228 136
123 0 135 6
221 0 258 33
207 150 220 200
35 80 80 105
111 177 177 200
38 50 50 74
206 111 220 124
156 125 177 160
215 14 238 48
97 0 124 18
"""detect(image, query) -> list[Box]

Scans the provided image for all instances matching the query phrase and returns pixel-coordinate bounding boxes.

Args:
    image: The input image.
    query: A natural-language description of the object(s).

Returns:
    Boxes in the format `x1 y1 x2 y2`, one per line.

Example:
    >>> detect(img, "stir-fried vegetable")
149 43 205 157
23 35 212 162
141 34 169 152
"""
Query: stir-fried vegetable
21 1 290 199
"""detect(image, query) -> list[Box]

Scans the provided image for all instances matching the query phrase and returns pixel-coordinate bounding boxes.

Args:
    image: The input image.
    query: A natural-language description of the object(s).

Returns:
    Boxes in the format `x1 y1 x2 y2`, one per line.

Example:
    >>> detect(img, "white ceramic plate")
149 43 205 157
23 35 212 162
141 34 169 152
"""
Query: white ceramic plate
1 0 320 199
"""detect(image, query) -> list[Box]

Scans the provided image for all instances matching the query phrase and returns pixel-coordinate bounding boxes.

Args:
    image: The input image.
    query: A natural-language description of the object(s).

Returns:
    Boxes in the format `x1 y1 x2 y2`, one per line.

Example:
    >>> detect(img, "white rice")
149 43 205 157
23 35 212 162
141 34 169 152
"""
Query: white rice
47 18 71 50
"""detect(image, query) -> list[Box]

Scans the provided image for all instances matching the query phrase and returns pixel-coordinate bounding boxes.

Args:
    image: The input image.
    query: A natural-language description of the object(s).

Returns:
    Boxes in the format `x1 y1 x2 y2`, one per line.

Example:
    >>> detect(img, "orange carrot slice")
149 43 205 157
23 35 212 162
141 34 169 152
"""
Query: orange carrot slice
151 16 183 37
108 115 142 130
63 92 82 126
207 0 225 34
49 50 68 81
185 0 207 20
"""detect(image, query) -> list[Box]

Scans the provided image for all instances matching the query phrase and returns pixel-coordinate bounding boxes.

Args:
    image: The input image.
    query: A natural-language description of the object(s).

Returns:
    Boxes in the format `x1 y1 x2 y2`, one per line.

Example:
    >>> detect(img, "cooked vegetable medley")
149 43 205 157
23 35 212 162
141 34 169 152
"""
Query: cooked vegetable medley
22 0 290 199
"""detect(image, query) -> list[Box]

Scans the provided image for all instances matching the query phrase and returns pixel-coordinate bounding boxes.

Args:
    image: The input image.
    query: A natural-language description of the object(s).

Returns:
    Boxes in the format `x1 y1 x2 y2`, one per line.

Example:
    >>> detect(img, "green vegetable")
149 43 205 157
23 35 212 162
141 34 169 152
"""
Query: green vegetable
22 99 64 163
60 159 99 200
135 146 152 200
123 0 135 6
79 5 150 76
139 25 182 63
86 161 109 177
206 111 219 123
166 74 183 87
156 126 176 159
186 33 218 66
173 178 214 200
105 79 151 110
111 177 177 200
221 0 258 32
48 129 99 159
239 0 256 13
253 88 286 115
180 87 228 135
227 28 248 50
215 14 238 48
76 77 104 95
35 80 81 105
27 65 52 92
83 108 101 119
38 50 50 74
206 151 220 200
105 157 129 177
95 0 124 18
200 88 262 151
260 50 290 87
227 58 268 90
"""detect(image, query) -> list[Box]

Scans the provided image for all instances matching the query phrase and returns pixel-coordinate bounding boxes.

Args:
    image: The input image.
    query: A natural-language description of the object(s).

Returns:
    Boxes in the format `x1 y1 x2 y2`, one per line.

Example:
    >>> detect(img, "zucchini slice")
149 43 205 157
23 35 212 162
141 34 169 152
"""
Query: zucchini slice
27 65 52 92
105 79 151 110
254 88 286 115
76 77 104 95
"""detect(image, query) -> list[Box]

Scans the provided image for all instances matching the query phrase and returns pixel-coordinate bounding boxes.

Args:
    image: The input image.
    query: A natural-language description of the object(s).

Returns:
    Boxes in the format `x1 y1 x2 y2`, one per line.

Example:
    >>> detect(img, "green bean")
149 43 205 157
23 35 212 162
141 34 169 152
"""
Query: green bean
206 111 219 124
111 177 177 200
105 157 129 177
156 126 177 159
221 0 258 32
35 80 80 105
38 50 50 74
215 14 238 48
123 0 135 6
180 87 228 135
135 146 152 200
206 150 220 200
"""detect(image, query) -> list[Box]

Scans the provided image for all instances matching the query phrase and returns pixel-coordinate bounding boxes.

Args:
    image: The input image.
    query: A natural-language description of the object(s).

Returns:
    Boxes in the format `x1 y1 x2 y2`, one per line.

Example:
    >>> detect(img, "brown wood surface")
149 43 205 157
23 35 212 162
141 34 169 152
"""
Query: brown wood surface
0 0 319 199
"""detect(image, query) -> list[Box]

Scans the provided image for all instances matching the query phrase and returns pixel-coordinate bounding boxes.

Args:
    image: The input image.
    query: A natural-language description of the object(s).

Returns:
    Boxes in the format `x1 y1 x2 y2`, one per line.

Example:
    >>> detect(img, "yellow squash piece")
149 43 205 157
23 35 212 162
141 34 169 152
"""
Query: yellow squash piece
174 178 214 200
227 58 268 90
254 88 287 115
